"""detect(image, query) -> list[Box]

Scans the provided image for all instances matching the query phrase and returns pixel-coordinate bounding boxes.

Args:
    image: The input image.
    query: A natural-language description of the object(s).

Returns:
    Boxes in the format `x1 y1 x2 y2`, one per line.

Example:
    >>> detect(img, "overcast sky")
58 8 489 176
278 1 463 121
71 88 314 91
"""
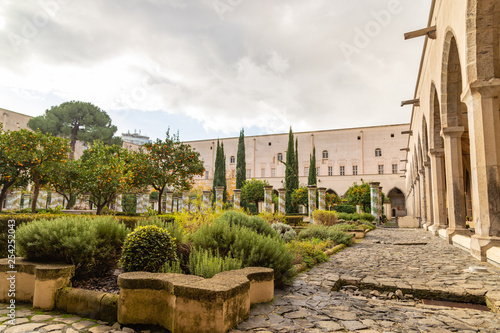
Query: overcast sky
0 0 432 141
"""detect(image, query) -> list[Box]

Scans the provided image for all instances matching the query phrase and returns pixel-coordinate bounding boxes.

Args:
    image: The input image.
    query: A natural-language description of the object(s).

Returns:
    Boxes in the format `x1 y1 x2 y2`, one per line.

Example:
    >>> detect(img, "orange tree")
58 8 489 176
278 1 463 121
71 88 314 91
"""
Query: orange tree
291 186 309 210
326 192 342 209
344 182 372 213
78 141 131 215
128 131 205 214
46 159 82 209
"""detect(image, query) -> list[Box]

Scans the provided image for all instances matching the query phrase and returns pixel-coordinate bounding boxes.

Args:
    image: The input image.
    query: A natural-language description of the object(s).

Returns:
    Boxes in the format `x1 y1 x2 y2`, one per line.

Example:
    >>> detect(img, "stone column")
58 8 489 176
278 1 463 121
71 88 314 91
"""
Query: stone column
318 187 326 211
415 176 421 220
370 182 381 222
136 193 145 213
419 168 427 226
202 190 211 210
378 186 384 218
172 197 178 212
424 160 434 228
143 193 150 212
278 188 286 215
50 193 65 209
36 190 48 210
465 85 500 260
114 194 123 213
6 190 21 211
233 189 241 210
21 193 30 210
165 191 173 214
429 149 448 235
442 126 468 243
264 186 273 213
215 186 224 210
307 185 317 223
356 205 362 214
182 191 190 212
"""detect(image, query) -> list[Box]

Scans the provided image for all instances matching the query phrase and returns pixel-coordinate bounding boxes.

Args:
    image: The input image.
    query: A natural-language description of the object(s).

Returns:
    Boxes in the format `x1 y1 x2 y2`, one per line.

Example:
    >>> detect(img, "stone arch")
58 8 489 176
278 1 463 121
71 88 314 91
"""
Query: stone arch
429 83 444 150
466 0 500 81
422 116 430 162
387 187 406 218
326 189 339 197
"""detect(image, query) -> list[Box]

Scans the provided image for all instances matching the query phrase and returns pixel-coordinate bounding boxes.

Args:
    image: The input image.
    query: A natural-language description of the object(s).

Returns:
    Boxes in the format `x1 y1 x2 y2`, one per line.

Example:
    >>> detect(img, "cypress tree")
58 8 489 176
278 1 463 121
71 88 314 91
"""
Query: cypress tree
212 140 227 203
285 128 296 214
235 129 246 189
308 147 317 185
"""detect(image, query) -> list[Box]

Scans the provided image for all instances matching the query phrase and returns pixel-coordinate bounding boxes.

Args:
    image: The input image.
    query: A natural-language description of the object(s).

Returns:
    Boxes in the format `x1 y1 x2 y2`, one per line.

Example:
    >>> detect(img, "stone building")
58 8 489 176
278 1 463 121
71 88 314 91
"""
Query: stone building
186 124 409 217
1 107 32 131
403 0 500 262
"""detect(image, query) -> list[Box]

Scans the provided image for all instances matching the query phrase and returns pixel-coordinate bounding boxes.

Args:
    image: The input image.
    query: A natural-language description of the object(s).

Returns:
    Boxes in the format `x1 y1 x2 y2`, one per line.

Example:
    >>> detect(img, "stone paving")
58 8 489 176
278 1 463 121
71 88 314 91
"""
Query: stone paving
230 228 500 332
2 228 500 332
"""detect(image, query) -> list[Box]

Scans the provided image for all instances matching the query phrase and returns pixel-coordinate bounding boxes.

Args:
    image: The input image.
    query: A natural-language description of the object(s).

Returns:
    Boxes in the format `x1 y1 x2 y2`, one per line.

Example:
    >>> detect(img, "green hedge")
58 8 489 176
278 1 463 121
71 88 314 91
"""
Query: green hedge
285 215 304 226
332 204 357 214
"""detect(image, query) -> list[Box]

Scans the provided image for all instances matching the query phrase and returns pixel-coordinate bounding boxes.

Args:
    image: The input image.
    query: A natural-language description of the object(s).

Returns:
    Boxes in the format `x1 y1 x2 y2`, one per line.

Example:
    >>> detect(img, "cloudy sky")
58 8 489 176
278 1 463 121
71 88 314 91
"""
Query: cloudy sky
0 0 432 141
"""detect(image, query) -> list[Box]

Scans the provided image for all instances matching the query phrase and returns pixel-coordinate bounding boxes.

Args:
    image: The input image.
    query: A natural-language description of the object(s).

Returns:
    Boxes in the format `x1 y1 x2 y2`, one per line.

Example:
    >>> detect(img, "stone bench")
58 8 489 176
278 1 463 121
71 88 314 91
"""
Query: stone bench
118 267 274 333
0 257 74 310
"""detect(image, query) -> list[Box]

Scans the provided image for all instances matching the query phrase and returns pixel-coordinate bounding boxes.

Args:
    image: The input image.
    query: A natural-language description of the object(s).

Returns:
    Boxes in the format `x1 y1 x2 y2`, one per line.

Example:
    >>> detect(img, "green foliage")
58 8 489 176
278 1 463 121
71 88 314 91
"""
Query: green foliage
333 204 357 214
298 225 353 246
284 215 304 226
218 211 277 237
136 217 184 244
128 130 204 213
291 187 308 208
121 194 137 214
286 239 330 267
161 260 183 274
308 147 317 186
360 221 376 230
190 218 293 284
344 182 372 213
28 101 120 159
271 222 297 242
259 212 286 225
121 225 177 273
16 216 128 277
212 139 227 203
326 193 342 208
189 248 242 279
312 210 338 226
47 159 81 209
235 129 246 190
241 179 269 208
284 128 298 214
360 213 376 222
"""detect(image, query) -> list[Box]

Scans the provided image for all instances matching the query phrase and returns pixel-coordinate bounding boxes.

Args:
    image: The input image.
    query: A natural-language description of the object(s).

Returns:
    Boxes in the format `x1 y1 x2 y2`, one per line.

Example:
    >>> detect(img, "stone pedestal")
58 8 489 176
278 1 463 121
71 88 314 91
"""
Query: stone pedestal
278 188 286 215
165 191 173 214
215 186 224 210
370 182 381 222
202 191 211 210
318 187 326 211
234 189 241 210
307 185 317 223
264 186 273 213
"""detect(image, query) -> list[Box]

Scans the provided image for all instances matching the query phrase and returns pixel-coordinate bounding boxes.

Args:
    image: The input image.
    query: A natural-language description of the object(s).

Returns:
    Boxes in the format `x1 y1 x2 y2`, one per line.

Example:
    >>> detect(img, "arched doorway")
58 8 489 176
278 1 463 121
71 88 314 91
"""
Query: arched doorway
387 188 406 217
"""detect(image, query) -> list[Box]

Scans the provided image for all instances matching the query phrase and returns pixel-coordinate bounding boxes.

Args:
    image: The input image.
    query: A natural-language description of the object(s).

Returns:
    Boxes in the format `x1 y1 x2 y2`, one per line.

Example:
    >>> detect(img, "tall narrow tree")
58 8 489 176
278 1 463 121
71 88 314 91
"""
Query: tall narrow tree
308 147 317 185
285 128 296 213
212 140 227 203
235 129 246 189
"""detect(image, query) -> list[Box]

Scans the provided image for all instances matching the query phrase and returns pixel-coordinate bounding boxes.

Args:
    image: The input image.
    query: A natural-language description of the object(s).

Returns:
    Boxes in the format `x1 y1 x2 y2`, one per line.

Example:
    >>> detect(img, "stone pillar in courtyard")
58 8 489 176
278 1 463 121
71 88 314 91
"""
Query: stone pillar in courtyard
172 197 178 212
424 161 434 228
36 190 48 210
278 188 286 215
318 187 326 211
307 185 317 223
182 191 190 212
202 190 211 210
215 186 224 210
136 193 145 213
6 190 22 211
264 186 273 213
370 182 381 223
442 127 469 243
50 193 65 209
379 186 384 219
419 168 428 227
165 191 173 214
114 194 123 213
464 86 500 261
233 189 241 210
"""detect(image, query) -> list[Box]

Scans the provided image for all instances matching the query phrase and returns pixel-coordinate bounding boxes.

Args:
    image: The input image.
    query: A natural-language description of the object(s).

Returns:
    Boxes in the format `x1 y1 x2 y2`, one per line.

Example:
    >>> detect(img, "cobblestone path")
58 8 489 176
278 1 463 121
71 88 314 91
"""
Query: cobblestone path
231 228 500 332
2 228 500 332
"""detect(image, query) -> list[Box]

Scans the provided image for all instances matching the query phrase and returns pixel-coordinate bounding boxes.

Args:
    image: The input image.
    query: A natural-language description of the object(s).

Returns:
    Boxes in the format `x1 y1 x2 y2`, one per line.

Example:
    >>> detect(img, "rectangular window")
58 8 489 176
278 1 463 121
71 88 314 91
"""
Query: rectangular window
246 169 251 179
205 171 209 180
378 165 384 174
305 167 309 176
340 166 345 176
261 168 266 178
353 165 358 175
271 168 276 178
392 164 398 174
328 166 333 176
317 167 320 176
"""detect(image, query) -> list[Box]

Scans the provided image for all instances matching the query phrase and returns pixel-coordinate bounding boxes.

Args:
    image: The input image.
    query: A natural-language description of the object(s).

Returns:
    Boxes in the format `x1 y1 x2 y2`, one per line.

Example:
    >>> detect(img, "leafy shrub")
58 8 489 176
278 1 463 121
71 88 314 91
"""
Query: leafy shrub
259 212 286 224
286 239 331 267
330 223 359 231
16 216 128 277
333 204 356 214
190 219 293 284
336 212 349 221
174 210 221 234
312 210 338 226
298 225 353 246
285 215 304 226
360 213 376 222
271 222 297 242
121 225 177 273
352 213 360 221
189 248 242 278
161 260 183 274
218 211 277 237
360 221 376 230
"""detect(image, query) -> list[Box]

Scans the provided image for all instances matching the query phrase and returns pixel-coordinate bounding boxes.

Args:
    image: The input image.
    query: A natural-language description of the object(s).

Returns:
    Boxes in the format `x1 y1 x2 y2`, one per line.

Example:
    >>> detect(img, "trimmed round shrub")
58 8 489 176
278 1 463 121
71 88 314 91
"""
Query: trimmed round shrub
272 222 297 242
121 225 177 272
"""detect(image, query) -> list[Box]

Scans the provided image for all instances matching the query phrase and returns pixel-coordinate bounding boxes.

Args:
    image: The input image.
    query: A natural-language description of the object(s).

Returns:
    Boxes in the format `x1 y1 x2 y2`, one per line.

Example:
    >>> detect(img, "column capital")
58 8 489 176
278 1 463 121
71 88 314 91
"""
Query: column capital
202 190 211 195
429 148 444 157
423 161 430 168
369 182 380 187
470 78 500 98
278 188 286 193
317 187 327 192
263 186 273 191
441 126 464 137
233 189 241 194
307 185 317 190
419 168 425 175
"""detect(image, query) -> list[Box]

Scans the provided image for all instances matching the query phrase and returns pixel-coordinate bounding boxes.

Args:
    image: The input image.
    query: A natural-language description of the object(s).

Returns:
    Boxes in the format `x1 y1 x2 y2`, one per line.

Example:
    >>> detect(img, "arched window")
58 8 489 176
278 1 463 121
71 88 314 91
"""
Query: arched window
230 156 235 164
277 153 283 162
322 150 328 159
375 148 382 157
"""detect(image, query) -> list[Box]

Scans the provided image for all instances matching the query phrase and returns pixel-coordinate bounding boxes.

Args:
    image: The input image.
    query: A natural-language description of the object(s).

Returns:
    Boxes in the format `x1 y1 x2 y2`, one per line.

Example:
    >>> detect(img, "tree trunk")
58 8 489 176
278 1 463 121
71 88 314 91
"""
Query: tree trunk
31 173 41 213
157 188 164 215
96 204 105 215
69 122 79 160
0 186 10 212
